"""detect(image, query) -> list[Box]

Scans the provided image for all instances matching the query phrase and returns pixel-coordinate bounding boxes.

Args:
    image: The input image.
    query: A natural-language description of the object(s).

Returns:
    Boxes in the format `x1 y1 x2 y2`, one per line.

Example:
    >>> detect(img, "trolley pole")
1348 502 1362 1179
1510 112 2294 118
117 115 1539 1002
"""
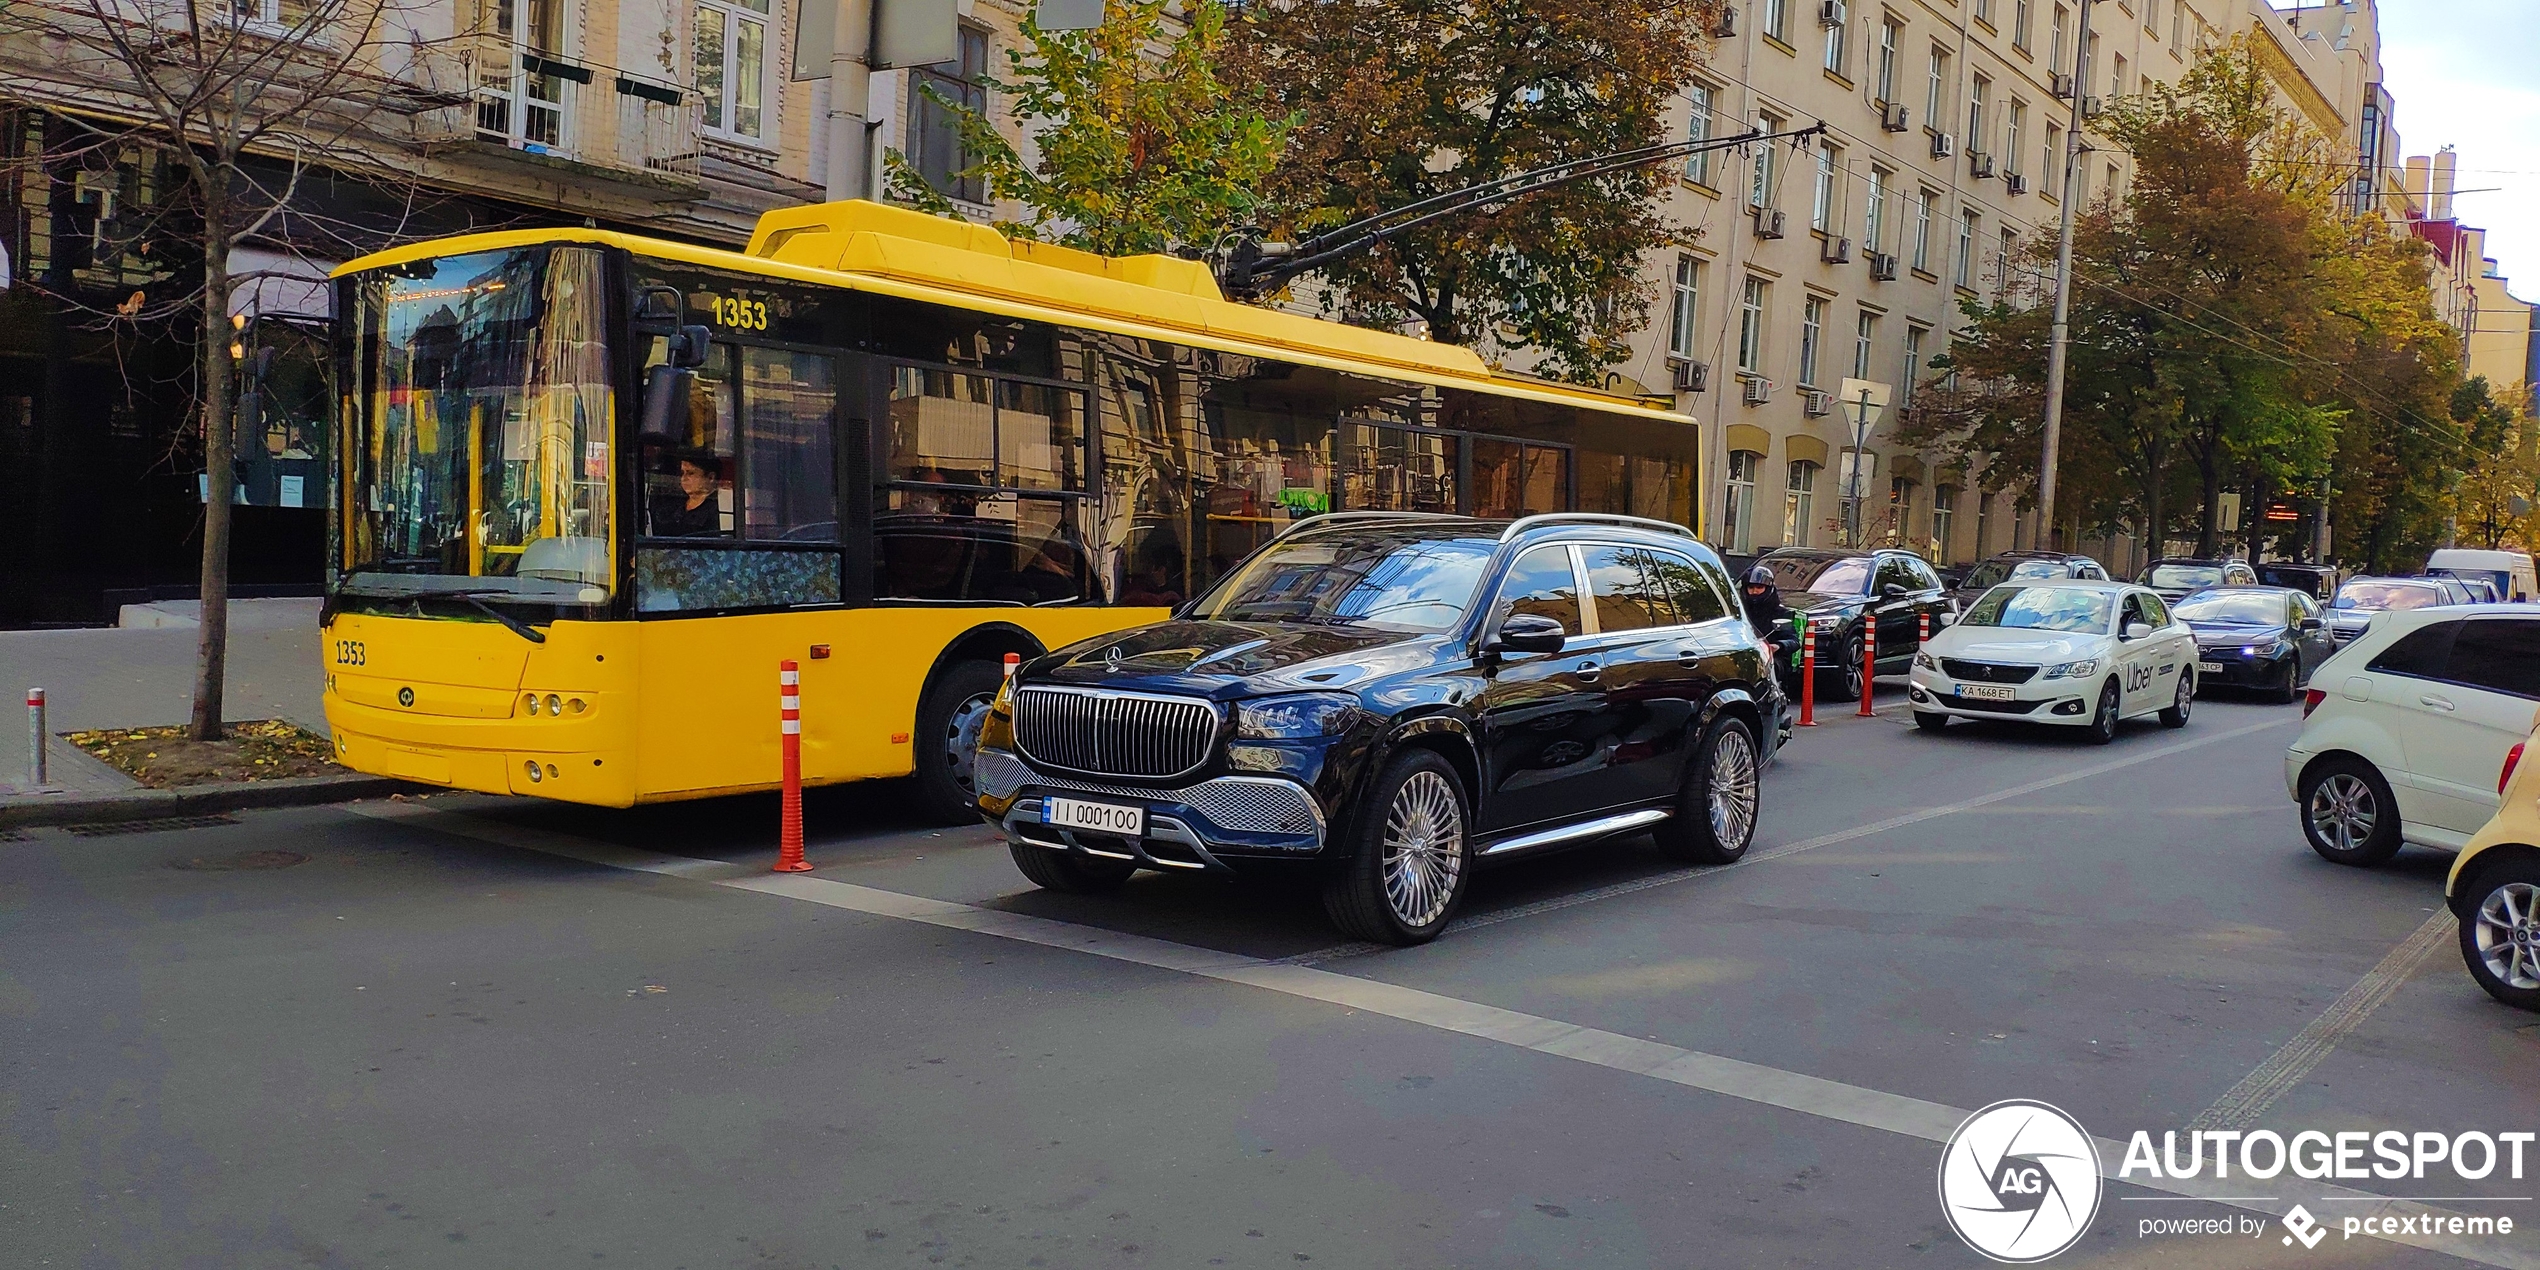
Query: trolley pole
2037 0 2099 551
24 688 44 790
774 661 812 873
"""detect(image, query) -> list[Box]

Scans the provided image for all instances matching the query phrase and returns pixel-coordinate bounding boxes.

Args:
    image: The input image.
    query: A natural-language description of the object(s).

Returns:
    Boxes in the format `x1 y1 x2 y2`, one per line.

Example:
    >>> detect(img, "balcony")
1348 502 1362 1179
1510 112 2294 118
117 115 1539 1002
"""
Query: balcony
405 38 708 203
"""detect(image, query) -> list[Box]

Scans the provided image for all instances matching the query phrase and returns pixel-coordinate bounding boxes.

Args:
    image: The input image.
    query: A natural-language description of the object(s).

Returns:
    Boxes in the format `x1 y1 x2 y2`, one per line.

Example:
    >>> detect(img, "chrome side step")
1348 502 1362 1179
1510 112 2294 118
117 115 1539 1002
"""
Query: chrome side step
1479 807 1672 857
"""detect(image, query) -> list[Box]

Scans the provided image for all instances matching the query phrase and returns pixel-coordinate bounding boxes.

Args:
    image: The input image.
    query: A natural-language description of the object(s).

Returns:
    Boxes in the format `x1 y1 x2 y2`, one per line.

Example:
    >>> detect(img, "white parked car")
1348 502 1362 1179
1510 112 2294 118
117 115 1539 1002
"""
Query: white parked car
1907 581 2199 743
2286 604 2540 865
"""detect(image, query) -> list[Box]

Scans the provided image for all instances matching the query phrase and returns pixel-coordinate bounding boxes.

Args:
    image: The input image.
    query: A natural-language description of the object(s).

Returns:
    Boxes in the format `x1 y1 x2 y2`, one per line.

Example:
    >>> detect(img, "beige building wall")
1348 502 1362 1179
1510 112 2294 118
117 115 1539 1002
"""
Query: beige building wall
2462 226 2539 404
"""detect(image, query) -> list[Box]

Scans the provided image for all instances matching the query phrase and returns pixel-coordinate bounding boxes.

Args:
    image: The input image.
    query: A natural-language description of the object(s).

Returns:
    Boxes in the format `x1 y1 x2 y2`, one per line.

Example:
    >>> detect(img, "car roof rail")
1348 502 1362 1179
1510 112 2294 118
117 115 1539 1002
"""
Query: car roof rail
1268 510 1469 542
1498 513 1697 543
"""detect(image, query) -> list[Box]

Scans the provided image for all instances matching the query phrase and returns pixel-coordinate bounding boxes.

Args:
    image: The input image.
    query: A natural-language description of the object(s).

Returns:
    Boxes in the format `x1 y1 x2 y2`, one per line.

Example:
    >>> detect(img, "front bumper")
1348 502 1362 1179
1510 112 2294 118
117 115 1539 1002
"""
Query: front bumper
976 746 1328 872
2191 644 2293 687
1906 665 2099 725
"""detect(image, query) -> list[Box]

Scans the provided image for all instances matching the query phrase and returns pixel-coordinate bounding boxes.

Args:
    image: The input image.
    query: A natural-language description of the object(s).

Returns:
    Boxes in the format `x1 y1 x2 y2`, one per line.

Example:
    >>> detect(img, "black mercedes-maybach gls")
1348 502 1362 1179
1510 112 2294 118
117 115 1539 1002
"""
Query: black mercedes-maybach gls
973 513 1784 945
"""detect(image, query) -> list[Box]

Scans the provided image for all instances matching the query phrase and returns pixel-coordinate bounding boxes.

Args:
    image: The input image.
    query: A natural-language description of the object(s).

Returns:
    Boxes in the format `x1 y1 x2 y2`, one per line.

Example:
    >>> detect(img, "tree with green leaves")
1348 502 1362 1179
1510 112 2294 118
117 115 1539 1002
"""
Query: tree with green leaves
884 0 1289 258
1223 0 1721 381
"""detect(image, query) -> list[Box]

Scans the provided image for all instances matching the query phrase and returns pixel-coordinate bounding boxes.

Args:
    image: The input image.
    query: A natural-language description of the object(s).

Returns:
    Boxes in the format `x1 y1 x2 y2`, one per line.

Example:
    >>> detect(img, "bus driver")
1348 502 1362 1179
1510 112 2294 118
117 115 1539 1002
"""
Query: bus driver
650 450 727 537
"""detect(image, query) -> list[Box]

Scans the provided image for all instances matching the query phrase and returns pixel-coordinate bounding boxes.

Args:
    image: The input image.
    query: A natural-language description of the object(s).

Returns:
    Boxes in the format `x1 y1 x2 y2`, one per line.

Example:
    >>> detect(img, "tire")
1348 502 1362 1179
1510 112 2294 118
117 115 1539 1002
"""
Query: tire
2458 857 2540 1011
1913 711 1949 733
1653 715 1760 865
2083 681 2120 745
2273 656 2303 705
1322 750 1472 946
913 659 1006 824
1818 631 1865 703
1007 840 1136 893
2159 667 2194 728
2299 757 2403 867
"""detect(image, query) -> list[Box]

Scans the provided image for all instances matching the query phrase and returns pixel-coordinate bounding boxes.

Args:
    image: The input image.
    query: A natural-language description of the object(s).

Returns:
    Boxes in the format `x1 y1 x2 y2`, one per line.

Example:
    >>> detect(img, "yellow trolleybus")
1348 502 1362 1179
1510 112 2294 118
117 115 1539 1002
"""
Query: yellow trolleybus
324 200 1703 819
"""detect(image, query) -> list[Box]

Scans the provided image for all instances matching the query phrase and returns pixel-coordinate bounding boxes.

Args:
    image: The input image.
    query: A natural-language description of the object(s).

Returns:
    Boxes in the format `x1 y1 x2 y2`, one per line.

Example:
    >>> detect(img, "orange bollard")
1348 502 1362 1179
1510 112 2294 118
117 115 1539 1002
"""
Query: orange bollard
1857 613 1878 717
773 659 812 873
1797 615 1817 727
1003 651 1020 679
1919 609 1930 646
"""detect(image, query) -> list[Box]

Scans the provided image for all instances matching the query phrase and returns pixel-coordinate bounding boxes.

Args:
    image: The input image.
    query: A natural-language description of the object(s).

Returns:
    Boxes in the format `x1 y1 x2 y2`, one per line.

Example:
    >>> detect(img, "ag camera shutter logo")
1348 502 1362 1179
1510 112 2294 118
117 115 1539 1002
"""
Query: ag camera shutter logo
1939 1100 2105 1262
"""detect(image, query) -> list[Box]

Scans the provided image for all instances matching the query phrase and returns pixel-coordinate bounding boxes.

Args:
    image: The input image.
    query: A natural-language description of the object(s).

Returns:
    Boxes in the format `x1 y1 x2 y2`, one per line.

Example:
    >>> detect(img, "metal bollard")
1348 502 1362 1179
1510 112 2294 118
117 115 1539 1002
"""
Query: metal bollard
25 688 44 789
773 660 812 873
1857 615 1878 717
1797 617 1817 727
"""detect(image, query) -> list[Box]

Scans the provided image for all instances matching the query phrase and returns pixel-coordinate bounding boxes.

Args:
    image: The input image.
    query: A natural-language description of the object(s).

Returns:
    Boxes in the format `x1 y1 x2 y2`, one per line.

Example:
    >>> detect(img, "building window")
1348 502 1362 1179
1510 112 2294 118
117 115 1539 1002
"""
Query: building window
1968 75 1989 155
2043 122 2062 192
2111 52 2127 97
2052 5 2068 73
1685 83 1715 185
1933 485 1958 558
1751 113 1783 208
1865 167 1889 251
910 26 991 203
1997 226 2017 289
1903 325 1927 403
696 0 770 143
1799 296 1826 386
1738 276 1769 374
2014 0 2033 50
1876 18 1901 103
1956 208 1978 288
1912 188 1935 272
1763 0 1786 41
1853 310 1878 381
1669 256 1703 360
2144 0 2159 35
1785 460 1819 547
2006 102 2026 179
1973 0 1992 24
1725 450 1762 553
1823 4 1847 74
1812 140 1839 232
479 0 570 148
2171 1 2185 49
1974 489 1991 556
1886 476 1915 546
1927 48 1950 135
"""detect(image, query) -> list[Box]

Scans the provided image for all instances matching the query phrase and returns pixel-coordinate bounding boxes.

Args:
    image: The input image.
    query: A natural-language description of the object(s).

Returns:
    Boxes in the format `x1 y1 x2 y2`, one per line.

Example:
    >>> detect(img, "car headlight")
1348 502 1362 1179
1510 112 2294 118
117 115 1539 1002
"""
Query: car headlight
2041 658 2099 679
1235 693 1360 740
991 674 1015 711
1914 651 1938 672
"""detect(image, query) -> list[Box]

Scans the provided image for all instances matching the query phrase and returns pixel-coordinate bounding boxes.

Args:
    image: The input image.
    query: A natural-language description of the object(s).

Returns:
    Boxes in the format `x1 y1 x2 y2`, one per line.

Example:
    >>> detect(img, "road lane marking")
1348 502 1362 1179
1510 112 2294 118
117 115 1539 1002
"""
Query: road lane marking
1291 715 2299 963
2189 908 2459 1132
349 798 2532 1270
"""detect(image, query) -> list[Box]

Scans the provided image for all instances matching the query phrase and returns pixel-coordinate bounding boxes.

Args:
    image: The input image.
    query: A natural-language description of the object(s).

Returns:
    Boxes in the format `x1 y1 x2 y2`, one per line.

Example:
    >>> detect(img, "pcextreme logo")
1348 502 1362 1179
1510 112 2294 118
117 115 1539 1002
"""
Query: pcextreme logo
1939 1100 2106 1263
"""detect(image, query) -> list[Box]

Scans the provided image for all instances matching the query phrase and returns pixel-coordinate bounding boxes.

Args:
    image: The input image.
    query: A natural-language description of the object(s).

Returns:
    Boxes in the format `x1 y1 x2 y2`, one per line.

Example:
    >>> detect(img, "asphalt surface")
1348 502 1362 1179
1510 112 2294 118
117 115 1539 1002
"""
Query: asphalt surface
7 689 2539 1269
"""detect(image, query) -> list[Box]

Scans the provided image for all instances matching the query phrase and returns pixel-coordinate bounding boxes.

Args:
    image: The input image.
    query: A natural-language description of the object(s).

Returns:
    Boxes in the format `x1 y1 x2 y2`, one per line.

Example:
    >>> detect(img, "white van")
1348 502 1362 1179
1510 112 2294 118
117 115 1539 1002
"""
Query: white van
2427 548 2538 604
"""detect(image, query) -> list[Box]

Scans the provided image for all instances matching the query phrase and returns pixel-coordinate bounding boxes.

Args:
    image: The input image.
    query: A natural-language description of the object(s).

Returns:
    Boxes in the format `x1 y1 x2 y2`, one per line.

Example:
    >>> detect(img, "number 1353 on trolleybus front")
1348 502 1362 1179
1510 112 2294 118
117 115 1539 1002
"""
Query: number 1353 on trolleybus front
322 200 1703 822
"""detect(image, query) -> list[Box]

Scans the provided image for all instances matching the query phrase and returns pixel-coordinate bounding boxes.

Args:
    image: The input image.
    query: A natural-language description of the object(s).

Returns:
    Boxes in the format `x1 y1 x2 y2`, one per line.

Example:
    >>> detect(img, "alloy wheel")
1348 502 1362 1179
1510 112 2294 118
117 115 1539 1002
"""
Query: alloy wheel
2474 882 2540 991
2308 773 2377 854
1382 770 1465 928
943 692 995 795
1707 726 1759 848
2173 671 2192 719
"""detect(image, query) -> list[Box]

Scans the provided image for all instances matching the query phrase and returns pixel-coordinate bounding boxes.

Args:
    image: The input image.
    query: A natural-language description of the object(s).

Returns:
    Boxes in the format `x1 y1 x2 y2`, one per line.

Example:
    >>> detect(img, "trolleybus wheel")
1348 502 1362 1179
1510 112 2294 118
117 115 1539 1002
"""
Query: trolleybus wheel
915 659 1005 824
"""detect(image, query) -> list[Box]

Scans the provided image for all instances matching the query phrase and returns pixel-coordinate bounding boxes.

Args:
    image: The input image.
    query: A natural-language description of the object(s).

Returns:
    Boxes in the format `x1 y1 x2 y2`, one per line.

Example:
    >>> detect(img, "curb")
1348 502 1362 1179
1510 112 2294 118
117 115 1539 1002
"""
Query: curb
0 774 427 830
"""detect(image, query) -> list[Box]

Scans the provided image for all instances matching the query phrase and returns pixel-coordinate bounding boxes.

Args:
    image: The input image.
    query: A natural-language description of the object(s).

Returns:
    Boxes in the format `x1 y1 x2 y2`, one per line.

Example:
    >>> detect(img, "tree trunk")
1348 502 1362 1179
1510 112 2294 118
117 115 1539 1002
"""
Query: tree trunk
2195 438 2221 558
2143 435 2166 564
190 213 234 742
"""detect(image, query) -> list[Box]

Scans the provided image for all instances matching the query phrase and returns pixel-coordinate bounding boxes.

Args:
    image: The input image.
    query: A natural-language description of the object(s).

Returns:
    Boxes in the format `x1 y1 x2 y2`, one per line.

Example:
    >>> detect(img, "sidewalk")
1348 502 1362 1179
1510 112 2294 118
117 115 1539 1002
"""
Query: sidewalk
1 600 327 798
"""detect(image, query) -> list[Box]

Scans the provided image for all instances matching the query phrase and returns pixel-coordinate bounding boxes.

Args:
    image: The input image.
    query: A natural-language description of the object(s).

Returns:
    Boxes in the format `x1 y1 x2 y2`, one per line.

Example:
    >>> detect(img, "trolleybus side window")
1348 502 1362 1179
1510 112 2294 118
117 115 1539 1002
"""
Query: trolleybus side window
633 338 843 614
878 361 1096 605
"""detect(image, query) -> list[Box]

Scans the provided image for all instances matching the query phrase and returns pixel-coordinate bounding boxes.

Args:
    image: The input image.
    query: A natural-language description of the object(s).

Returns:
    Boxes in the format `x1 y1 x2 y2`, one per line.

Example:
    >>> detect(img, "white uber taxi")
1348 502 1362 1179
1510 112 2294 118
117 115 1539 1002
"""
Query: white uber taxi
1907 581 2198 743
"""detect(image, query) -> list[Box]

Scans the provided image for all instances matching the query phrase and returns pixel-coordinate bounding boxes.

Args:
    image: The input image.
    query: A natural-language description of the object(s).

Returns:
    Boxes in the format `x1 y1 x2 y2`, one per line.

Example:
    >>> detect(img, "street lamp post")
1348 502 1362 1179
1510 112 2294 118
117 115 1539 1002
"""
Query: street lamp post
2037 0 2099 552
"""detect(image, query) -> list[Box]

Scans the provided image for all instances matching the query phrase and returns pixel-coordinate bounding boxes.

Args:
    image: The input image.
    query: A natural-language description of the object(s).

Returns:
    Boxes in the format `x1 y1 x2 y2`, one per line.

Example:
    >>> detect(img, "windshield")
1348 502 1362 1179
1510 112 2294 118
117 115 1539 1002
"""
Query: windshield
2172 592 2285 625
2143 563 2223 590
2333 581 2443 612
1188 530 1494 632
1960 586 2113 633
2431 568 2510 596
339 245 615 603
1764 554 1870 595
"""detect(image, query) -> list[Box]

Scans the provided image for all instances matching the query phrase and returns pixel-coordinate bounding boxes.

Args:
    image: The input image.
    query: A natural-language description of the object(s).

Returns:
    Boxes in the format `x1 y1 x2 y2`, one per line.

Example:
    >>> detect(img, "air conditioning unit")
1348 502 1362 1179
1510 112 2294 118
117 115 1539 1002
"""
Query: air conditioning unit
1802 389 1833 417
1752 207 1787 239
1969 151 1997 179
2080 95 2104 118
1819 0 1846 26
1869 251 1899 280
1713 4 1738 37
2050 71 2077 99
1671 359 1712 394
2006 172 2029 195
1881 101 1911 132
1821 235 1853 264
1741 376 1772 405
1931 131 1956 159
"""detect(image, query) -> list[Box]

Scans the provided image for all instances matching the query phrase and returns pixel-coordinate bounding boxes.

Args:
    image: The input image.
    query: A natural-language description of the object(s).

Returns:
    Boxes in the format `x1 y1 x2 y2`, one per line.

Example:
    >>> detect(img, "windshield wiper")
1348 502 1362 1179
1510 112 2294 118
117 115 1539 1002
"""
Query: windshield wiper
347 585 551 643
460 596 547 644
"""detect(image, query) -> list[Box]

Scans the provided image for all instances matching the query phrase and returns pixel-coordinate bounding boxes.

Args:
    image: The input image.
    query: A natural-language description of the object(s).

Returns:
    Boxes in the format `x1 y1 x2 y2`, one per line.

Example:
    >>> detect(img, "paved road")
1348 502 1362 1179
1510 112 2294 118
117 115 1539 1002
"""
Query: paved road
7 694 2537 1268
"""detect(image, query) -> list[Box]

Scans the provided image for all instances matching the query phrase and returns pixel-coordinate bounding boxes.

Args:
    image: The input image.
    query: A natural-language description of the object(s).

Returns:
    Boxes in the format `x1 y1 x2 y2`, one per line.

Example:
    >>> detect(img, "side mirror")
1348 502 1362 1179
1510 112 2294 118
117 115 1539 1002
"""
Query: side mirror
639 364 696 440
1936 609 1956 627
1487 613 1568 656
2123 621 2153 641
1880 582 1908 599
667 324 712 369
2299 617 2324 632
